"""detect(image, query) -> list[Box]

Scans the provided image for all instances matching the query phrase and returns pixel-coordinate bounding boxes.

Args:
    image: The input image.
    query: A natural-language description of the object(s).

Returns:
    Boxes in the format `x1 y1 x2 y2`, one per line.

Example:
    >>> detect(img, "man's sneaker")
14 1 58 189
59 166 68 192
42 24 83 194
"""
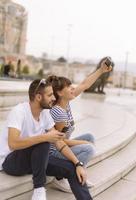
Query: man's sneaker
86 179 94 188
51 178 72 193
32 187 46 200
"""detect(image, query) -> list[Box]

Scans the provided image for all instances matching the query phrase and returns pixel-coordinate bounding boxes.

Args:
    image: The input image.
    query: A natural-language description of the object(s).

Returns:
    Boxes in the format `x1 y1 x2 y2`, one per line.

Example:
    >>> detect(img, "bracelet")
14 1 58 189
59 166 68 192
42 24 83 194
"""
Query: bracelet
59 144 67 153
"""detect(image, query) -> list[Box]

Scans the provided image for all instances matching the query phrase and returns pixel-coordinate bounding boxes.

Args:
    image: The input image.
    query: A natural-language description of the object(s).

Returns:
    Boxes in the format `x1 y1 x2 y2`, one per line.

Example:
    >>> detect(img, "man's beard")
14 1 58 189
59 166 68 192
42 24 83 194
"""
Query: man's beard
40 99 53 109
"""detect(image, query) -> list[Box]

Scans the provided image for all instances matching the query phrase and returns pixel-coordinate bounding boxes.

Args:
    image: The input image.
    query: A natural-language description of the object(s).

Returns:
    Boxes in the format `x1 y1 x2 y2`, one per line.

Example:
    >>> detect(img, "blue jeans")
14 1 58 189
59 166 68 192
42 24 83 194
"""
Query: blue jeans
51 133 95 165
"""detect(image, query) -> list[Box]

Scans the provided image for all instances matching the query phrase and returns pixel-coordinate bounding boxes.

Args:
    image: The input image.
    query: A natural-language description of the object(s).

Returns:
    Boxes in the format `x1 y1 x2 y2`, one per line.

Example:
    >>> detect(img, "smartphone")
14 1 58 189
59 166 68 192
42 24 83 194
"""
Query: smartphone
62 126 69 133
105 57 112 67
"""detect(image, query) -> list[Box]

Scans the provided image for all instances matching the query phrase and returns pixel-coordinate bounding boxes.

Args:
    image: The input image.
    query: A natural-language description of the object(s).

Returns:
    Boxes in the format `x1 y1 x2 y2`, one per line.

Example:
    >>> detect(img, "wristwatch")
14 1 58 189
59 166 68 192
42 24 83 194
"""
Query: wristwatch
75 161 84 168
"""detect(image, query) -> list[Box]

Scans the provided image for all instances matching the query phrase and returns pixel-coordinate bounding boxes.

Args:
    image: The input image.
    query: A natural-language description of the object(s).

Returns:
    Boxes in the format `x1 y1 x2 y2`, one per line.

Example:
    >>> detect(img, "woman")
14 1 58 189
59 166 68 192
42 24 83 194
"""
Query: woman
47 57 112 192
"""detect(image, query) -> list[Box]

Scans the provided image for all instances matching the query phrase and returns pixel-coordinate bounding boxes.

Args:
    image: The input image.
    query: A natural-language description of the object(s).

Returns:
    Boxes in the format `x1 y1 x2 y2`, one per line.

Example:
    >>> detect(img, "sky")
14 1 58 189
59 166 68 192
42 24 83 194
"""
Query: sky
14 0 136 64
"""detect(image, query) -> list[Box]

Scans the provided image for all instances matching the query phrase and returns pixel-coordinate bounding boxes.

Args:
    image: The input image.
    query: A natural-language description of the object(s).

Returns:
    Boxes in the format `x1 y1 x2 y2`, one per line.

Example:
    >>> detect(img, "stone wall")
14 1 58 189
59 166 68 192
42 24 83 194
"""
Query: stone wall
0 0 27 57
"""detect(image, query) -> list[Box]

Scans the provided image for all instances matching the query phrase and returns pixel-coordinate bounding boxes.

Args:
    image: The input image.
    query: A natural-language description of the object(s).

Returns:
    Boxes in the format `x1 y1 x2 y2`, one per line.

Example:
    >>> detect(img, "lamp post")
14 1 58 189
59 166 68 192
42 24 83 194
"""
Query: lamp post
49 35 55 69
51 35 55 59
66 24 73 77
124 51 129 89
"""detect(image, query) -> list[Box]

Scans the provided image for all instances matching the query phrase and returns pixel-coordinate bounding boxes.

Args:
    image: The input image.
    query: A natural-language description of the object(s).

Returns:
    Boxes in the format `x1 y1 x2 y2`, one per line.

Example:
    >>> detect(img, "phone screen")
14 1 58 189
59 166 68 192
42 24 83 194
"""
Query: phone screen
105 58 111 67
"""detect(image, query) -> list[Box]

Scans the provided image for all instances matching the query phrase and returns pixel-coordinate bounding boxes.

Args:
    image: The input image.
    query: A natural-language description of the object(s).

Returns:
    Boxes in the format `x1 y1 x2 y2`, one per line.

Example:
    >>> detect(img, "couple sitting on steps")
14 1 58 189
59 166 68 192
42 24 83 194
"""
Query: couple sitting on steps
0 57 112 200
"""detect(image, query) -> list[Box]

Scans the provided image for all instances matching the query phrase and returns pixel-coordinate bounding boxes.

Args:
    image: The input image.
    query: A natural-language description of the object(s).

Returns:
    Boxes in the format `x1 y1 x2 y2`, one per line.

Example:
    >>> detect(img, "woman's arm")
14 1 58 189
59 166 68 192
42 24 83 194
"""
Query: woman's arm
55 140 79 165
55 140 87 185
63 139 92 146
55 122 66 132
74 59 112 97
54 123 93 147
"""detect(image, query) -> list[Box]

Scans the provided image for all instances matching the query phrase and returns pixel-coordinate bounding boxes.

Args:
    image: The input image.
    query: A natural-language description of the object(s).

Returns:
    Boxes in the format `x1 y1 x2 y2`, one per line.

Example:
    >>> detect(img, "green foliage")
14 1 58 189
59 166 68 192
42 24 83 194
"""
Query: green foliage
38 68 44 78
0 64 4 75
10 64 15 72
57 57 67 63
22 65 29 74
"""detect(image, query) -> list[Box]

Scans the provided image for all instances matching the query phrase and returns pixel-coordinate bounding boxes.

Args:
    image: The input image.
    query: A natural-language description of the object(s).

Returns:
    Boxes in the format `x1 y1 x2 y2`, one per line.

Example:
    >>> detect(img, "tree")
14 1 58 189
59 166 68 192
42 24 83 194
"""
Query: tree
38 68 44 78
0 64 4 76
57 57 67 63
22 65 29 74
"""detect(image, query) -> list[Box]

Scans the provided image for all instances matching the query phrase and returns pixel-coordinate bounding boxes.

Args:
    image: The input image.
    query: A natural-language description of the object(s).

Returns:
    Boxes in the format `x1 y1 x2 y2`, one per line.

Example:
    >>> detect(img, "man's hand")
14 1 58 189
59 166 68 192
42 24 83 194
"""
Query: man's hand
76 166 87 185
45 130 65 143
100 59 112 73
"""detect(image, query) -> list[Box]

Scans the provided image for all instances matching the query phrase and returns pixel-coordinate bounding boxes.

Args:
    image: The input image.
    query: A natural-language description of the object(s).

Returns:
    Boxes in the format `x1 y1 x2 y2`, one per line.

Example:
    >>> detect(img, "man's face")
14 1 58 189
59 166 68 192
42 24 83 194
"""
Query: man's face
39 86 55 109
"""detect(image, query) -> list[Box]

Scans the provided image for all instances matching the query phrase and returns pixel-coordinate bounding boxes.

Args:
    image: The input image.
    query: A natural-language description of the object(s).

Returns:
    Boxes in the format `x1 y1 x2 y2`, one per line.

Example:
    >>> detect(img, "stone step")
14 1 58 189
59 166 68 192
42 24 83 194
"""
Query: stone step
0 124 135 199
0 92 28 108
0 80 29 108
1 86 136 199
0 107 12 121
0 97 136 199
0 80 30 93
93 167 136 200
7 136 136 200
88 109 136 166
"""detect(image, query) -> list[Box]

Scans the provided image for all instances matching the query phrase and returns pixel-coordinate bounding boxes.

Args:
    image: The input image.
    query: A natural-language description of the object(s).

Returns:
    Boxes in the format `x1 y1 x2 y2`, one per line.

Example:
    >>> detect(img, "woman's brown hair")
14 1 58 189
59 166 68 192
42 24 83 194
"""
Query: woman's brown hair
47 75 72 104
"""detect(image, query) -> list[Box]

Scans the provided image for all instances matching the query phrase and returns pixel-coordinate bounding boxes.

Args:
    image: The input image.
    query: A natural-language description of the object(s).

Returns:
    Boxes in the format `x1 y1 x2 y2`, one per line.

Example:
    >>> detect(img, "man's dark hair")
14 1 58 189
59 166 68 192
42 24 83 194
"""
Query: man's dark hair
28 79 51 101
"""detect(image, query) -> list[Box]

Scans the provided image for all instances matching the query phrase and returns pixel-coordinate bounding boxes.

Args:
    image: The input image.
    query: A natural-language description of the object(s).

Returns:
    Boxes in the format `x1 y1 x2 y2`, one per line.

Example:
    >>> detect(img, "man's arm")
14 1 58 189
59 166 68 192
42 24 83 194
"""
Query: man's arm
8 127 65 150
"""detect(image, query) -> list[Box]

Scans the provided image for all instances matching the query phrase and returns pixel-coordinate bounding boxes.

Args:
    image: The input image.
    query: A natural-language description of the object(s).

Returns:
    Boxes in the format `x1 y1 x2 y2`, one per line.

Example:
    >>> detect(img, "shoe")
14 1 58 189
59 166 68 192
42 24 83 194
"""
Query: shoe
51 178 72 193
86 179 94 188
32 187 46 200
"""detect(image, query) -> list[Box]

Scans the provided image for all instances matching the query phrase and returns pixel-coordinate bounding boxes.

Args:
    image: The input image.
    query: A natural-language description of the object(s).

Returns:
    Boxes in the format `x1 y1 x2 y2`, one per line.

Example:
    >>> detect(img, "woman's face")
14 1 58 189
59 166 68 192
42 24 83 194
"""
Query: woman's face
58 84 75 101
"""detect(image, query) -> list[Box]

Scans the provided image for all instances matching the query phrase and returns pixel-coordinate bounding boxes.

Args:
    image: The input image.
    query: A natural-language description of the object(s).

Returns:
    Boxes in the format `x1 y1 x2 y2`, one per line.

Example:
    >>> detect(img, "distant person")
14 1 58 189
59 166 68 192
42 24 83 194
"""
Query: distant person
16 59 21 78
47 58 112 192
3 61 11 77
0 79 93 200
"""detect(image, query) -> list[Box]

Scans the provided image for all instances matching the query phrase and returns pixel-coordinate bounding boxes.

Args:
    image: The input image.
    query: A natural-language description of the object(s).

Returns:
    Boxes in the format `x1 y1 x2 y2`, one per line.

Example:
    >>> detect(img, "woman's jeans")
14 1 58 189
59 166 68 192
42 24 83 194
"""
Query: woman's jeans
50 133 95 165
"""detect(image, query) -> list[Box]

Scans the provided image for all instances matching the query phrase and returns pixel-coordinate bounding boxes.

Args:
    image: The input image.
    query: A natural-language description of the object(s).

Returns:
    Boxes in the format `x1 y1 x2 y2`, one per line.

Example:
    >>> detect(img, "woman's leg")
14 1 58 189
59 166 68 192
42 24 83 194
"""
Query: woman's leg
50 143 95 165
50 134 95 191
73 133 95 144
50 133 95 164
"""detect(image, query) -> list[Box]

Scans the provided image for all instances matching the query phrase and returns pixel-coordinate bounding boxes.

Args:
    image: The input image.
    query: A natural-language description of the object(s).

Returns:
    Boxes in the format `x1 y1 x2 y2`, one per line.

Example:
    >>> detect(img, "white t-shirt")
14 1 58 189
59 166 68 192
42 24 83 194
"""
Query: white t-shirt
0 102 55 170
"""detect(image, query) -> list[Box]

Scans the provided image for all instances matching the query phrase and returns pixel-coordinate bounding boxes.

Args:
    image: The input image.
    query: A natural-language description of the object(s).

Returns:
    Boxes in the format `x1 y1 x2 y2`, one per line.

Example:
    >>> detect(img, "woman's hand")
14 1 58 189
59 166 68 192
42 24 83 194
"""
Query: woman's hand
100 59 113 74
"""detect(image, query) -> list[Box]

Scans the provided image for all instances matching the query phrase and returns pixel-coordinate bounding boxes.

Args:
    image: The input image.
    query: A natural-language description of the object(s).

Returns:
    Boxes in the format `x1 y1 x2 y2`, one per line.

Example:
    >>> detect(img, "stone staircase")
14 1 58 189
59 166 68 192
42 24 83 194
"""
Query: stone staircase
1 86 136 200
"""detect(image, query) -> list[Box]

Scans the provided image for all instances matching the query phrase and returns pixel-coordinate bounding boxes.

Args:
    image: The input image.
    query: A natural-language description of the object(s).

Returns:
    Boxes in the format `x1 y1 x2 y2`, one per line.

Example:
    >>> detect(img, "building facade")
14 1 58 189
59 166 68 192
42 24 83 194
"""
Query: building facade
0 0 27 63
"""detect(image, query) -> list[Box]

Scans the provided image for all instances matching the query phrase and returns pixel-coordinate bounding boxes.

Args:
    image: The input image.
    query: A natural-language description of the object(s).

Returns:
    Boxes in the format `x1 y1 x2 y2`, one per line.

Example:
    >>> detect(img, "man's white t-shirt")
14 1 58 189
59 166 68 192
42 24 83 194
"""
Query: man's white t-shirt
0 102 55 170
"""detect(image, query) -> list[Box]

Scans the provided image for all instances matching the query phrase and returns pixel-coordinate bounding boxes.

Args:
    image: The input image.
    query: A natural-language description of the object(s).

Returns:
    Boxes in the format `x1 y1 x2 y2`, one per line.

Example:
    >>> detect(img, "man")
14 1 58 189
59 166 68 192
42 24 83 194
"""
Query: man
0 79 92 200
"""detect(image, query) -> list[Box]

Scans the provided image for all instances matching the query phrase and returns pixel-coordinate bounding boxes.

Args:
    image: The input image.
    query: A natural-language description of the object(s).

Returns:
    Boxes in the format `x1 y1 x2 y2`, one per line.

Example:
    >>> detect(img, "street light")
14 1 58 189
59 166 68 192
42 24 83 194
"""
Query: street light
66 24 73 77
50 35 55 59
124 51 129 89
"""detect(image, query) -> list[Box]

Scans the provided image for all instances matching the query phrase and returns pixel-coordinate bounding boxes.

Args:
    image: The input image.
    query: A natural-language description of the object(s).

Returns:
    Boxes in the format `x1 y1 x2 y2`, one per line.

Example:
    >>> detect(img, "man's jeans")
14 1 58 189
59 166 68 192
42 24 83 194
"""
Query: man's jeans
50 133 95 165
2 142 93 200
